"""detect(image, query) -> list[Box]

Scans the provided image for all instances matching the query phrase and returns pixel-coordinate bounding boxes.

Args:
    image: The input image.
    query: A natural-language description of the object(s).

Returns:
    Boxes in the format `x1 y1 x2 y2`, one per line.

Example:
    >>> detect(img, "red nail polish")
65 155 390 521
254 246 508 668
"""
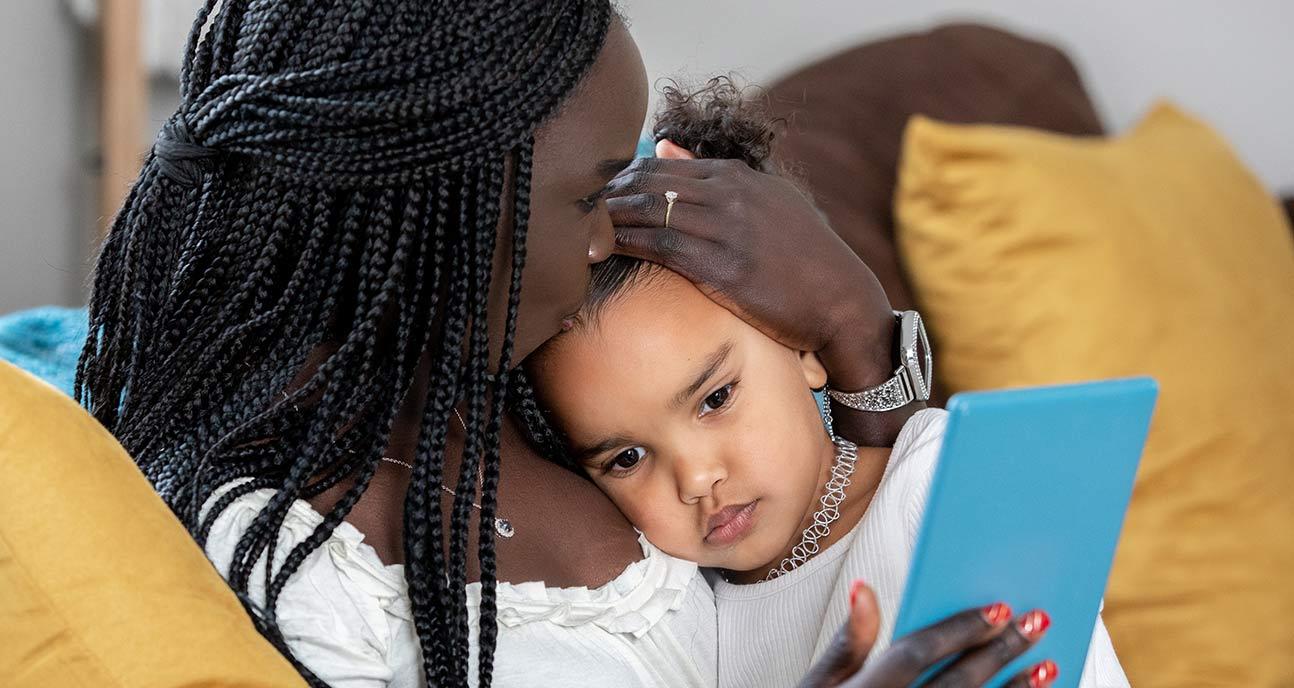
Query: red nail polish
1018 610 1052 639
1028 659 1059 688
849 580 867 608
981 602 1013 626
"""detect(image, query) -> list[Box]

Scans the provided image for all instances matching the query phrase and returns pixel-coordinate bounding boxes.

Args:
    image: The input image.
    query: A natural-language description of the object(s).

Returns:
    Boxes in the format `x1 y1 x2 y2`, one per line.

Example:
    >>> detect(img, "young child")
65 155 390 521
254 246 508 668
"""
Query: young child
525 82 1131 688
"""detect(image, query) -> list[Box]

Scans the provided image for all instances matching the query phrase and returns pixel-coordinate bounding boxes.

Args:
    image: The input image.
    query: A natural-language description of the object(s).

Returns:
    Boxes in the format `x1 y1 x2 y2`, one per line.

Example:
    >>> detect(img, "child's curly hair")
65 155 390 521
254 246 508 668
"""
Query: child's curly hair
652 75 781 173
571 75 785 323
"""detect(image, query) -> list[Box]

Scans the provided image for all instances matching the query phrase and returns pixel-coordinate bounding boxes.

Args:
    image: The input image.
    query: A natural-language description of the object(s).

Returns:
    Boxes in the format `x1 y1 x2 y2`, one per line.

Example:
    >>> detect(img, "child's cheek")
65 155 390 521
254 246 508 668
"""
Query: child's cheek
619 494 699 560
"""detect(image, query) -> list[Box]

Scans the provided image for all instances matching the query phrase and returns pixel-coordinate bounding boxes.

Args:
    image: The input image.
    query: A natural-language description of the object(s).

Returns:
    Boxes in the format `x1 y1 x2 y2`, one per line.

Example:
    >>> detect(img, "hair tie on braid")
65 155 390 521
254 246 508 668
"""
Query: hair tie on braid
154 115 222 185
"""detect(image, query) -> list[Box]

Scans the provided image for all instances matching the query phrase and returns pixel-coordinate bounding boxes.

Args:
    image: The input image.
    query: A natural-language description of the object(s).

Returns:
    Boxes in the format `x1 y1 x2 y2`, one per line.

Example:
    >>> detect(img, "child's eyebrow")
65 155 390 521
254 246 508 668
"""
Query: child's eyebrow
575 434 637 465
671 340 734 410
572 340 735 465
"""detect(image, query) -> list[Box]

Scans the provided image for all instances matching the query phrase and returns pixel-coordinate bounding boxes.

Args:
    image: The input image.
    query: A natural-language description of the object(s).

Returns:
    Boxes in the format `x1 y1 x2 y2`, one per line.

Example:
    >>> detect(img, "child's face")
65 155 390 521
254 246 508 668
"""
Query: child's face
530 269 836 573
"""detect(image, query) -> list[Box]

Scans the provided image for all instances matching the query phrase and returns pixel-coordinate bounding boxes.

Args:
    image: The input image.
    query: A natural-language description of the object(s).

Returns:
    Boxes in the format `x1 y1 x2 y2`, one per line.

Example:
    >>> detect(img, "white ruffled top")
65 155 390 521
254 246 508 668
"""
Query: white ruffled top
201 479 717 688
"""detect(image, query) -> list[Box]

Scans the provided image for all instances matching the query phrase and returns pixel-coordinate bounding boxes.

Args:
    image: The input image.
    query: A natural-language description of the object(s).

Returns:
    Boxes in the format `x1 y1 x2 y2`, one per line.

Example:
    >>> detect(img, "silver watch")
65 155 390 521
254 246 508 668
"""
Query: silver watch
827 310 933 412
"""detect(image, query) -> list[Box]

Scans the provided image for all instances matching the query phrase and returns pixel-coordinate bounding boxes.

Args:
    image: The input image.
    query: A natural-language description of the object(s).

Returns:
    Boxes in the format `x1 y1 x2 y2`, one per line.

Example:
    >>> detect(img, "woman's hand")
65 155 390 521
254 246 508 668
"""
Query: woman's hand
802 582 1059 688
606 141 895 393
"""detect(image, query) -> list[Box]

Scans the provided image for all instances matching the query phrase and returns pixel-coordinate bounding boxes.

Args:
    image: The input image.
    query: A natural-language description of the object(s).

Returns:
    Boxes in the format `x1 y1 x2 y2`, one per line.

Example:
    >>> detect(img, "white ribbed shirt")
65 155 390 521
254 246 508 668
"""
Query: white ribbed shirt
711 409 1130 688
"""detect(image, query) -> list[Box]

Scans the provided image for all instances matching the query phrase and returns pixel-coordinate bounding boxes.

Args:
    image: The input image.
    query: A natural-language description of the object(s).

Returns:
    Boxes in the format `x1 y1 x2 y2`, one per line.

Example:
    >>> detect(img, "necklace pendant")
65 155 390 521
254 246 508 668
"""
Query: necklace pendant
494 517 515 539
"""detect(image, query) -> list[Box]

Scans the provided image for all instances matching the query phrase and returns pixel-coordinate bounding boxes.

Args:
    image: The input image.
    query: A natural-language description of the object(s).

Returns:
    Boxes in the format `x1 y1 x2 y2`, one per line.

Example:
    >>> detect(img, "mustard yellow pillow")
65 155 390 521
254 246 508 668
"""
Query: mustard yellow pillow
895 103 1294 687
0 361 306 687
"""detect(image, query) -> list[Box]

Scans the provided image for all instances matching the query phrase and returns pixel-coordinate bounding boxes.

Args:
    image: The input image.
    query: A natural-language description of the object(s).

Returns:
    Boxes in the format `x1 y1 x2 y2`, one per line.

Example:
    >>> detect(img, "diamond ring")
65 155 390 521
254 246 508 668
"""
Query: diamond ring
664 190 678 228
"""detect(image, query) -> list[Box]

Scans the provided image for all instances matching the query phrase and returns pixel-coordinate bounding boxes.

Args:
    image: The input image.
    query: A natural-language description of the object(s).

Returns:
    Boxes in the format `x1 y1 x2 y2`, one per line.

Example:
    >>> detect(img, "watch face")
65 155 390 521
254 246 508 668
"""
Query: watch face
828 311 934 413
901 311 933 401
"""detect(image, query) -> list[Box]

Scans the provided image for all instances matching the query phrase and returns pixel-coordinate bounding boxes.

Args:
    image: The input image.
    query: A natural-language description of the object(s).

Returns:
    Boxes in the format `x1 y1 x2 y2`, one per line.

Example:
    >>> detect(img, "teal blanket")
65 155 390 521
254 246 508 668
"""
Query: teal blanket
0 307 88 397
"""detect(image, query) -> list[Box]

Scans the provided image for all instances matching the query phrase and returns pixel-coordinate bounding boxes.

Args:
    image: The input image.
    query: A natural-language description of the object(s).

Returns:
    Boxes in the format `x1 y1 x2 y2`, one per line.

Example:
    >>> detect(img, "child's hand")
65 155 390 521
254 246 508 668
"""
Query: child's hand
606 141 897 395
799 581 1060 688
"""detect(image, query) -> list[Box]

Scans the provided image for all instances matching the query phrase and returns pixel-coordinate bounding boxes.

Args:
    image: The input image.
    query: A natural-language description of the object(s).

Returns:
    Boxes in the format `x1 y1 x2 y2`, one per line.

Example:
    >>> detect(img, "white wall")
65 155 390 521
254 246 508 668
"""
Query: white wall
2 2 1290 314
621 0 1294 193
0 2 94 314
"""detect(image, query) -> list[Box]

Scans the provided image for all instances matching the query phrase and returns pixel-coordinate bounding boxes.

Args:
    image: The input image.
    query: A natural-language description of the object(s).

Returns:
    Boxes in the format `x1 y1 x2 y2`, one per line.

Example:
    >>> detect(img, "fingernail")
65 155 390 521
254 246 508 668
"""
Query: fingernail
849 579 867 608
1017 610 1052 639
981 602 1013 626
1028 659 1059 688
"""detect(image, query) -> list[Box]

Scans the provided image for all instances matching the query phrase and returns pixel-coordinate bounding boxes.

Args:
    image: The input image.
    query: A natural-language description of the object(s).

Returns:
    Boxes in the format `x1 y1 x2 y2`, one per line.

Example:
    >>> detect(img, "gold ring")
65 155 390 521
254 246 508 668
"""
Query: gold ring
664 190 678 228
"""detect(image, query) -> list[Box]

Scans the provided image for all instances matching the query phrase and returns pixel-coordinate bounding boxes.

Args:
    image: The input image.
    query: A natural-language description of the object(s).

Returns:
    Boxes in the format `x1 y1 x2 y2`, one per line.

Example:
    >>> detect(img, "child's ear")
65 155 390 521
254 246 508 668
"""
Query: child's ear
655 139 697 160
799 351 829 390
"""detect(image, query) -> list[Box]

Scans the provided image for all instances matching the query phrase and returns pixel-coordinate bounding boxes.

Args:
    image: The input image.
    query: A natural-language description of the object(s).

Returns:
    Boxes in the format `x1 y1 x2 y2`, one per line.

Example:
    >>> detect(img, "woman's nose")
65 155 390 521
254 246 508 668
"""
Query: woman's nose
588 212 615 264
676 454 727 504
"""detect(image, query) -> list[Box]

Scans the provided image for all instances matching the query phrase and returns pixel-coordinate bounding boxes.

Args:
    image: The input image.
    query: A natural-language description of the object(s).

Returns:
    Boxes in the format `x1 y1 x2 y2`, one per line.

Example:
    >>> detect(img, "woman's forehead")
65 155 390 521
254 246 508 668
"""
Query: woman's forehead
533 18 647 181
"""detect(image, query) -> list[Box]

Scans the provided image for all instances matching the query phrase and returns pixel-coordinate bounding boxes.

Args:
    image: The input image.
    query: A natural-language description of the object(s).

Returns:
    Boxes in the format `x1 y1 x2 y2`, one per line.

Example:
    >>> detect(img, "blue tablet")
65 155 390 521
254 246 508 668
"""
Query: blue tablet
892 378 1157 688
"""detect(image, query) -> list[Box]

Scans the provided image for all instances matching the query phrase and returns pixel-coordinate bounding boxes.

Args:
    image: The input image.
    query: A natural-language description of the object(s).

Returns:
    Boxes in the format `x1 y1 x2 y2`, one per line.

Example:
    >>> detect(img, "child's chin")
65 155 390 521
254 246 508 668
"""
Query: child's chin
705 546 779 575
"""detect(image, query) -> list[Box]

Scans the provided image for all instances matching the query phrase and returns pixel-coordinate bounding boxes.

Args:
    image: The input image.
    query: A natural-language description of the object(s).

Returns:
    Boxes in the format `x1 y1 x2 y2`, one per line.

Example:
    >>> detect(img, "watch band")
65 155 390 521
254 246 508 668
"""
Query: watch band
826 310 932 413
827 366 917 412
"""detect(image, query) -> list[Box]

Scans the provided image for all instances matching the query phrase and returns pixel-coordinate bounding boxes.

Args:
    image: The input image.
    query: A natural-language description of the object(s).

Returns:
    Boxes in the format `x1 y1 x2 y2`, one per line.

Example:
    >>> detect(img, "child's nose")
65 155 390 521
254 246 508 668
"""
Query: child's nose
676 454 727 504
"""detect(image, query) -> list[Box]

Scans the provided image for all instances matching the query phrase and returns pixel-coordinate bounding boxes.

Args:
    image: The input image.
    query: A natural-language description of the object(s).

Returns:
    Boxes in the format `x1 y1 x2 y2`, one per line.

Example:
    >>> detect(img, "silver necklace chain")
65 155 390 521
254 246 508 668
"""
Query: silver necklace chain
379 408 514 539
763 393 857 581
289 389 515 539
765 436 858 580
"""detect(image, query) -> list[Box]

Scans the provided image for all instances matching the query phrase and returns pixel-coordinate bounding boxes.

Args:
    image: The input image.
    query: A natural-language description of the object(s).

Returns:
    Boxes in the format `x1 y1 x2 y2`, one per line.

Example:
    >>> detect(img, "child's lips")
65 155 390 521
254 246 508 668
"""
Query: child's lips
704 500 758 546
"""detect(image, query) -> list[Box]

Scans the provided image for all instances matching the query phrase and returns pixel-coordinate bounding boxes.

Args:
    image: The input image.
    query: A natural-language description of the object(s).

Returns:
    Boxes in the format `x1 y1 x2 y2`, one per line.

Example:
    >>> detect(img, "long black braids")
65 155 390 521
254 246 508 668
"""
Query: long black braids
77 2 614 686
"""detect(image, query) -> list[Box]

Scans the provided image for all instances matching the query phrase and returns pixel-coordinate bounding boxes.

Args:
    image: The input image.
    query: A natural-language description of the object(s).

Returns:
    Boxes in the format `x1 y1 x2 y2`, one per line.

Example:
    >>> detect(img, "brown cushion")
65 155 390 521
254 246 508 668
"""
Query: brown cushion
766 23 1104 401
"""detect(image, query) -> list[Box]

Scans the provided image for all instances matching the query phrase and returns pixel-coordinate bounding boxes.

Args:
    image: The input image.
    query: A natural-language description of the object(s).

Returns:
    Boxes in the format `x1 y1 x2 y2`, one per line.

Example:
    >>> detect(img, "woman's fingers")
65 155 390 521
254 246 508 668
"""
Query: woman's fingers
605 156 758 205
847 604 1011 688
1000 660 1061 688
604 169 704 202
606 193 704 230
923 610 1051 688
796 580 881 688
612 225 707 269
607 155 737 189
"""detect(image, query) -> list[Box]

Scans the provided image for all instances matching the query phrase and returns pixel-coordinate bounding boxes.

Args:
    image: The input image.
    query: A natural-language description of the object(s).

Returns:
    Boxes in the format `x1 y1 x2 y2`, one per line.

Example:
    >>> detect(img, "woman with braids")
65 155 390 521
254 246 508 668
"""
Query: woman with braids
78 1 1066 687
82 2 676 685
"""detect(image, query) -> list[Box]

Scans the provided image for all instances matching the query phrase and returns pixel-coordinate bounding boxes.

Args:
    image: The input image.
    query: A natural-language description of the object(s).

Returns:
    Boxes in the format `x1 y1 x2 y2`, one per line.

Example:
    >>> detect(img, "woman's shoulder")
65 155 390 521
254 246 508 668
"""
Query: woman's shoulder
200 478 408 599
200 479 409 682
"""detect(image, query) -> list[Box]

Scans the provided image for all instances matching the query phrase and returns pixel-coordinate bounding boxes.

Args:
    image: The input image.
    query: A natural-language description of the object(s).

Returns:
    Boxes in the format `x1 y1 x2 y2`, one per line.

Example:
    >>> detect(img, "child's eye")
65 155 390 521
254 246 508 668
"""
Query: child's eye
700 382 737 416
605 446 647 474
